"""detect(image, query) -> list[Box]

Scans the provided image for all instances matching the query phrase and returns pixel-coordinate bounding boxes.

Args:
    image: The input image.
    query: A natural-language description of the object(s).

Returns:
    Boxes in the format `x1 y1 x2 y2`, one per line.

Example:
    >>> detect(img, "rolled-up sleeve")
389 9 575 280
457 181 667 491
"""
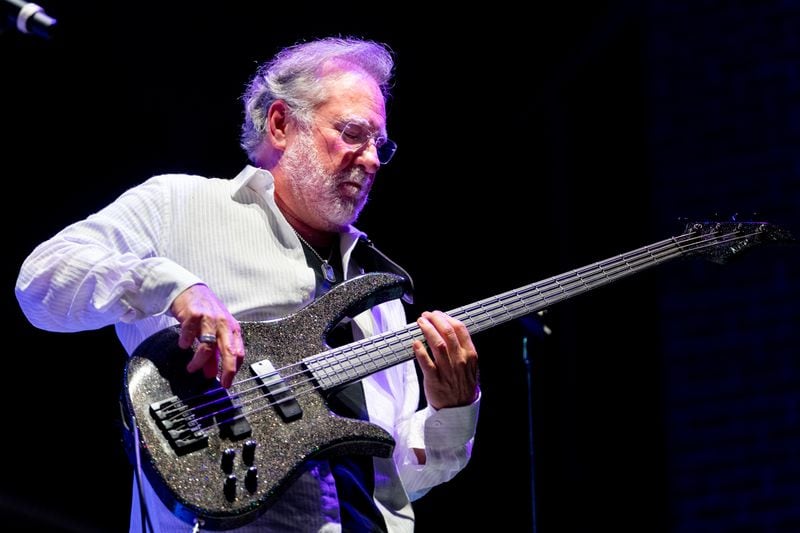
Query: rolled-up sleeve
15 176 203 332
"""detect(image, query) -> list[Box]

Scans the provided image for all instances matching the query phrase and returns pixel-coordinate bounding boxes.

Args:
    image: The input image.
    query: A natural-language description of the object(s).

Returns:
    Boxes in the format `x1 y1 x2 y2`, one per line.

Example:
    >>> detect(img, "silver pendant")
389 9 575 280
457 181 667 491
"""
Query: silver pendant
321 261 336 283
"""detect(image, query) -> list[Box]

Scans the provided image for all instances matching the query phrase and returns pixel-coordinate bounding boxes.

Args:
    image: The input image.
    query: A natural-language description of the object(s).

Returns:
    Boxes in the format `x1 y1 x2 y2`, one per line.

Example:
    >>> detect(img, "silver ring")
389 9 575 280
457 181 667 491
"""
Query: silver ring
198 333 217 344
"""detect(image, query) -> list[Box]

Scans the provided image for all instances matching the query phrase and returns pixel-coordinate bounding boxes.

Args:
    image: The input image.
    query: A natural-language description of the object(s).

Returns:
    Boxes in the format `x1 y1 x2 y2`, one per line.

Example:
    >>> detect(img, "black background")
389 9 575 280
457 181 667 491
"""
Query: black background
3 2 798 532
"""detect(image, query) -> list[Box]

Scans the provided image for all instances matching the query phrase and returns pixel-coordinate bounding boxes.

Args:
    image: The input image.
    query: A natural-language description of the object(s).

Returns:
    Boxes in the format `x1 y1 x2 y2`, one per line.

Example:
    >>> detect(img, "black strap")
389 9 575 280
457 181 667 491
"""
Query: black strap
308 242 390 532
326 321 388 532
353 235 415 304
330 454 387 532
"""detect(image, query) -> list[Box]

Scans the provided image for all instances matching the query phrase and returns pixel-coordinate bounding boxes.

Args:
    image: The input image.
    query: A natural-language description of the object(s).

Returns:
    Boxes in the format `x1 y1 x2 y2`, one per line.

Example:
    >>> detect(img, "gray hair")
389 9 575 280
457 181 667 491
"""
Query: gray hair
240 36 395 163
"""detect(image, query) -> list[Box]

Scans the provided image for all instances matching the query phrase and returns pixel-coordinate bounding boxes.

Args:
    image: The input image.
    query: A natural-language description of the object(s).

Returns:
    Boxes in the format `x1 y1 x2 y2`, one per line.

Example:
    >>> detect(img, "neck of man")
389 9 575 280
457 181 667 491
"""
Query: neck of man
274 191 337 250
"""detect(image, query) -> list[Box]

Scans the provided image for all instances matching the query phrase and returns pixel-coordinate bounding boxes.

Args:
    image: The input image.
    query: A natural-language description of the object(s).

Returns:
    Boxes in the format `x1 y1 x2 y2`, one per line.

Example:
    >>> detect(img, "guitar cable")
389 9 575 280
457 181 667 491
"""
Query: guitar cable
129 410 206 532
130 414 156 533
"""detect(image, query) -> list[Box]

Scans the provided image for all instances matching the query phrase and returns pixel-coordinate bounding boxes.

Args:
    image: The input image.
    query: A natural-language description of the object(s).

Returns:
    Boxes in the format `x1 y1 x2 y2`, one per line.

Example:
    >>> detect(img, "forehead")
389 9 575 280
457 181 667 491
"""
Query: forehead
317 70 387 129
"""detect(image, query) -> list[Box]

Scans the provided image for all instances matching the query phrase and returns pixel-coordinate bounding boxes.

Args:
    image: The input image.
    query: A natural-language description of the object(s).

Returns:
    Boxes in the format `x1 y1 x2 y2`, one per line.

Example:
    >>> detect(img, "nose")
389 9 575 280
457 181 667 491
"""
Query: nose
355 139 381 174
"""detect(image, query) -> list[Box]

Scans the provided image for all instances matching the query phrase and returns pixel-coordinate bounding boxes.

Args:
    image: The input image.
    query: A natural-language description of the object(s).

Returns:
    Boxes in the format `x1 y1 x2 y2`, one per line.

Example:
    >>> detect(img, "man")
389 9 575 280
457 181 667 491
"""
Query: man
15 36 480 532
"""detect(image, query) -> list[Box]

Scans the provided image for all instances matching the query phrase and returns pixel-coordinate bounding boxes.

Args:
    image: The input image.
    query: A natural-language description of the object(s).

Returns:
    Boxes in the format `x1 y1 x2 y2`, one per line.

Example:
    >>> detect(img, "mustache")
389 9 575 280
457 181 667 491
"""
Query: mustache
336 167 370 185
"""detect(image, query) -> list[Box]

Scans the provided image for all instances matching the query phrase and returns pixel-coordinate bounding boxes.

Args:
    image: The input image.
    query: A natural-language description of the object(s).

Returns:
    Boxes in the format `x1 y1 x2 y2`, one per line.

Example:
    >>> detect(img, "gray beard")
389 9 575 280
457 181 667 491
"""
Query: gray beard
282 130 371 231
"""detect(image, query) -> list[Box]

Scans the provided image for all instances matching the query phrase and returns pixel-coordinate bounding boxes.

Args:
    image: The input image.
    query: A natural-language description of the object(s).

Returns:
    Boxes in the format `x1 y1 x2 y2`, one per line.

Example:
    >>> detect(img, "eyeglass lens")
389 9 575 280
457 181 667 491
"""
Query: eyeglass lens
341 122 397 164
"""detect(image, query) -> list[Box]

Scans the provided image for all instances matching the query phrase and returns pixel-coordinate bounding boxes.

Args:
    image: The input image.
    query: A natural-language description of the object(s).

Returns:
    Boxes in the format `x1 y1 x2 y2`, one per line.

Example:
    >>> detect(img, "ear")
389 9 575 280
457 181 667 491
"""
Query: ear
267 100 290 150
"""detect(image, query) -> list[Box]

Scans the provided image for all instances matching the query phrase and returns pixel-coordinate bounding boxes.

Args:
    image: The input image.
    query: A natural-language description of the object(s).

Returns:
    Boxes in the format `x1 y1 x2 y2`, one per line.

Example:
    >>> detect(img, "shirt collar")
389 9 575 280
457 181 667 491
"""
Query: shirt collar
230 165 367 273
231 164 273 197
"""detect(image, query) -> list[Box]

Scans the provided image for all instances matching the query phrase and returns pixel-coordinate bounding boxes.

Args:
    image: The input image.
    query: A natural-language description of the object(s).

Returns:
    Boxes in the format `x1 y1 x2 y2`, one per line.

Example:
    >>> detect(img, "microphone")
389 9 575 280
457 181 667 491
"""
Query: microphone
3 0 57 39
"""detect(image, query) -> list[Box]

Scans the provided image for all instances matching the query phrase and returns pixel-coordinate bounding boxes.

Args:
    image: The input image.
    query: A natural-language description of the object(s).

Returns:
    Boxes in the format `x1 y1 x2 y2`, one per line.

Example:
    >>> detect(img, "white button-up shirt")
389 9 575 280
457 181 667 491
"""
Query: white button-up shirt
16 165 479 532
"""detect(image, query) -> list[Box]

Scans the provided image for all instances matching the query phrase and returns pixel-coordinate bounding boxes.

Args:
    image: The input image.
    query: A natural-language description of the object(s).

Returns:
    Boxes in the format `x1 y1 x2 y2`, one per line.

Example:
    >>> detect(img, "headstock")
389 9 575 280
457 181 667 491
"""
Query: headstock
680 219 794 264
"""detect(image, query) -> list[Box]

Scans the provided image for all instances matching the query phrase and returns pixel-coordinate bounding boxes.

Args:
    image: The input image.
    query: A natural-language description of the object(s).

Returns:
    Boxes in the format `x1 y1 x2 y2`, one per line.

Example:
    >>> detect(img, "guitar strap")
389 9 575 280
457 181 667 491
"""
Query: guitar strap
308 234 414 533
326 372 386 531
352 235 415 304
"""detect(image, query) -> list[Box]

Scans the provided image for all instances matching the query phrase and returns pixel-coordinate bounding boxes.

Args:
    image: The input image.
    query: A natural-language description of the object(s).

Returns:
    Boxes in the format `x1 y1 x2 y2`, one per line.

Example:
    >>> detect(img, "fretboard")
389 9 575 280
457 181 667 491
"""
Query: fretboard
304 221 785 390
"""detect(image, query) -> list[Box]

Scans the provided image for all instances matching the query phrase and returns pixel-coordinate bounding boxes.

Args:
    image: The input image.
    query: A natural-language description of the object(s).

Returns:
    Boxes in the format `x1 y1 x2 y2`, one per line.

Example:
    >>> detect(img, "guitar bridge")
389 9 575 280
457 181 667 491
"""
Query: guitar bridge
149 396 209 455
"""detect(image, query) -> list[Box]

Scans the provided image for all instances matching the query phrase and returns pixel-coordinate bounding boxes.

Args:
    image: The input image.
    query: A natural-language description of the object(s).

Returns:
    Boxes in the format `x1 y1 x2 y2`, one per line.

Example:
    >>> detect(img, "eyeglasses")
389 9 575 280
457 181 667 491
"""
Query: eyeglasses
336 121 398 165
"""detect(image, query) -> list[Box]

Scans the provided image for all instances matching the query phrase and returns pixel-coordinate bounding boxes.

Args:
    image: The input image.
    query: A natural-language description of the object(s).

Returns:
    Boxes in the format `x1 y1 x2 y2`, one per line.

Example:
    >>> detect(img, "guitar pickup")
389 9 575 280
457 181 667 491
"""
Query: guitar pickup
150 396 208 455
251 360 302 422
211 388 252 441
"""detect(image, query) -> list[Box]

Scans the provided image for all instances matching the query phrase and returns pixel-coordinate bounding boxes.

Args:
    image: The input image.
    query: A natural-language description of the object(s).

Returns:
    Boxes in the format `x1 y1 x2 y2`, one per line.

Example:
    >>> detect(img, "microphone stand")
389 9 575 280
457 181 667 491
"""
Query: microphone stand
522 336 537 533
521 312 552 533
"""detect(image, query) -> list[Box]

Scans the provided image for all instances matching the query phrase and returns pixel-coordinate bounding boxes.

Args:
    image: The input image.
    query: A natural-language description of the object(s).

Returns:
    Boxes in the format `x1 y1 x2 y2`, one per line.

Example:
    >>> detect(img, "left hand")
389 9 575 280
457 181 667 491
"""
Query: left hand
413 310 479 410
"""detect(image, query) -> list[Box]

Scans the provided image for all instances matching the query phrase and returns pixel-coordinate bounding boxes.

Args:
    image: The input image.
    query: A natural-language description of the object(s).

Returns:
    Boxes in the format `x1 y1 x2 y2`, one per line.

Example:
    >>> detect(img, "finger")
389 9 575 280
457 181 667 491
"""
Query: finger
421 311 459 369
432 310 463 353
218 323 245 388
187 343 215 375
202 348 219 379
443 313 477 365
451 318 476 352
417 313 455 377
190 315 220 372
416 315 440 356
412 338 436 373
178 320 200 349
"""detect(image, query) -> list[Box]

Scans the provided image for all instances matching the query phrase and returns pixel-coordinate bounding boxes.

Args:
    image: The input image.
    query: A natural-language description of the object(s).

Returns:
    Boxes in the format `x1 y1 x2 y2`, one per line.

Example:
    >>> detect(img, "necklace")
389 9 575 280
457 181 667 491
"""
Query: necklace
293 229 337 283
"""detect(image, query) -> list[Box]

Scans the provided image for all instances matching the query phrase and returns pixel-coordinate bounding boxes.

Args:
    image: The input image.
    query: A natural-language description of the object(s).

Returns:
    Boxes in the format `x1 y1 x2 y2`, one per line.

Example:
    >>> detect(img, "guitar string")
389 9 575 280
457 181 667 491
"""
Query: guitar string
157 227 752 427
156 226 761 427
155 226 769 430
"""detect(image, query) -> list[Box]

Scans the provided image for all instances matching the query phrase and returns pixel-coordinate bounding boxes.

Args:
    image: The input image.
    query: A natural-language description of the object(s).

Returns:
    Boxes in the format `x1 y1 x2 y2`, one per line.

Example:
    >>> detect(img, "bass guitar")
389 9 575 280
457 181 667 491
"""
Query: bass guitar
121 220 792 530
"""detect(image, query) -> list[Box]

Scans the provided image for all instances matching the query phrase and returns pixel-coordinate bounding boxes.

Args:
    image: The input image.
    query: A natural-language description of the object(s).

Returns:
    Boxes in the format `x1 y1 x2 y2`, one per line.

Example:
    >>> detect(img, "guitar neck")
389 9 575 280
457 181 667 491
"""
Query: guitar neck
307 234 689 390
449 234 682 334
306 220 790 390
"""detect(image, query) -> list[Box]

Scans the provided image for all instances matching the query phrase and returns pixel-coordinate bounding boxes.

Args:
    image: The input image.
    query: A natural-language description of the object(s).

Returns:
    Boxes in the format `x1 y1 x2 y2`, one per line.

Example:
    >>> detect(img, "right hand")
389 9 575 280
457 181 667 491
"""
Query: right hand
169 283 245 388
